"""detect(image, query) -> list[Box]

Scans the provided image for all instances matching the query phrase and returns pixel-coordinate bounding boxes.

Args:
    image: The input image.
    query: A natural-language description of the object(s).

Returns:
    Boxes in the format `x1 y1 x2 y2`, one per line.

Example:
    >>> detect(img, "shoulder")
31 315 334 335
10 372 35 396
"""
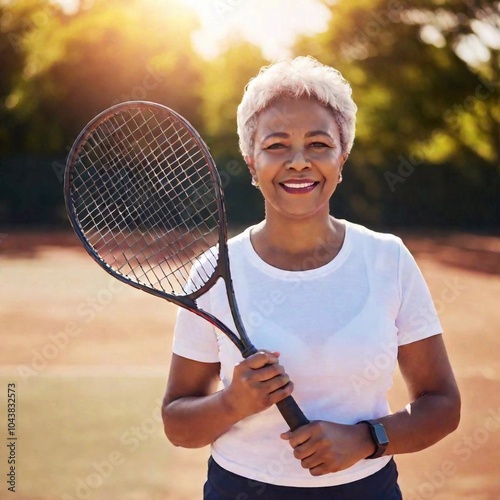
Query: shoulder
227 225 253 252
193 226 253 269
228 226 252 243
344 220 404 252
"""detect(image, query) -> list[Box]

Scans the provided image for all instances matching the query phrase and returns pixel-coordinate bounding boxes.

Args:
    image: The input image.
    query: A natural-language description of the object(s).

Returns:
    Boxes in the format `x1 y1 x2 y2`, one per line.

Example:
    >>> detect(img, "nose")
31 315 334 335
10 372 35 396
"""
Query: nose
285 148 311 171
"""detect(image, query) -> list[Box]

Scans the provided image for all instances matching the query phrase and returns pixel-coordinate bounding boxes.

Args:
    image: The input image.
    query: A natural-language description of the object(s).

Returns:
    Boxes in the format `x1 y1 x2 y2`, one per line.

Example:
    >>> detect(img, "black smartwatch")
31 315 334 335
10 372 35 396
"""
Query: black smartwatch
358 420 389 459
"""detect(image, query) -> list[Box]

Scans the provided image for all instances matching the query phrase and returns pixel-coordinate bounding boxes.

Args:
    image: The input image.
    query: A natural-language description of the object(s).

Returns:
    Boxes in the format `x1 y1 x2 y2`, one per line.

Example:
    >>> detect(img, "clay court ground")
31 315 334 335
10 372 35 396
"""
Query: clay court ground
0 231 499 499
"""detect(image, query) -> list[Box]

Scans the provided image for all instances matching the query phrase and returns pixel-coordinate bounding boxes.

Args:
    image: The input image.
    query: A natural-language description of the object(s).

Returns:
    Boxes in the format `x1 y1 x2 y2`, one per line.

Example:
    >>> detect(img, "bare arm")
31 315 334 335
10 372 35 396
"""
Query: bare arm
377 333 461 454
162 351 293 448
282 334 461 475
162 354 233 448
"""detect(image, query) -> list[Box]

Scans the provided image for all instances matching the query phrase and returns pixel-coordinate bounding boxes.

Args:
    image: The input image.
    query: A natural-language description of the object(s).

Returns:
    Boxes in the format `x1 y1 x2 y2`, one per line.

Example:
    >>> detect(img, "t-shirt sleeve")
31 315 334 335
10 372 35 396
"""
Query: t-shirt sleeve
172 304 220 363
171 250 220 363
396 240 443 345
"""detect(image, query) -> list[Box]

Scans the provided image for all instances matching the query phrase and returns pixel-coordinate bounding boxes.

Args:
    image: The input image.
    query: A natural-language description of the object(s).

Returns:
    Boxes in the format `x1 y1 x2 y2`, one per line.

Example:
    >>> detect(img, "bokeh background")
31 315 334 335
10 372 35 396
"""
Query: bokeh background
0 0 499 498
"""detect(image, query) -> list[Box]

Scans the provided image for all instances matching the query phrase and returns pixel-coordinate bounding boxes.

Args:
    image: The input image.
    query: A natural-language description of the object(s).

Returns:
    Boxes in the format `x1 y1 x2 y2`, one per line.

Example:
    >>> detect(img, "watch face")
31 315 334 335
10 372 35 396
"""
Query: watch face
374 424 389 446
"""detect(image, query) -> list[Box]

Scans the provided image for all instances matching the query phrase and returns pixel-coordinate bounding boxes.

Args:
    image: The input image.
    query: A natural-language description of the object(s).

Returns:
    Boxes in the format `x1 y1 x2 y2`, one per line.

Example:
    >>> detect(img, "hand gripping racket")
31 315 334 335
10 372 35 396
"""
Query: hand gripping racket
64 101 309 431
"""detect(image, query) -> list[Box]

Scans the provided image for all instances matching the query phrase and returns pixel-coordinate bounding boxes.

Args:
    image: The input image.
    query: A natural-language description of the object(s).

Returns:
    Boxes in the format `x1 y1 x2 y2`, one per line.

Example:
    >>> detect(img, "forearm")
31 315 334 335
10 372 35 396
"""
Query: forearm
163 351 292 448
162 389 239 448
379 390 461 456
364 334 462 457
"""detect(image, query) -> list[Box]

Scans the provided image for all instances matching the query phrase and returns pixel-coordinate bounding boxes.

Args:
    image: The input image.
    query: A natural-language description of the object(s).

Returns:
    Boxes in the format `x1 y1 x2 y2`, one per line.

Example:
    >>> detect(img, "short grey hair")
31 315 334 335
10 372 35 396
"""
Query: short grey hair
237 56 357 158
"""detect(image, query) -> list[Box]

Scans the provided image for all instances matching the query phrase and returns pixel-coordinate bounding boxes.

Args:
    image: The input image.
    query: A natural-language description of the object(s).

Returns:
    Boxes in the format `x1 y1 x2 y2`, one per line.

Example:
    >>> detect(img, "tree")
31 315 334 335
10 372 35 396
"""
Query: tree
0 0 64 154
200 42 269 225
0 0 205 224
4 0 205 153
293 0 499 227
200 41 268 158
297 0 498 167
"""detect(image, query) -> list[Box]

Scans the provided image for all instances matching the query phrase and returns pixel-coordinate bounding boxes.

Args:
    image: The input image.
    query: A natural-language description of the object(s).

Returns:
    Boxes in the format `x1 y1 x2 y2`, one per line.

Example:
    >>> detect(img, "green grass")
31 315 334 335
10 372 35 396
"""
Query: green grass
0 376 209 500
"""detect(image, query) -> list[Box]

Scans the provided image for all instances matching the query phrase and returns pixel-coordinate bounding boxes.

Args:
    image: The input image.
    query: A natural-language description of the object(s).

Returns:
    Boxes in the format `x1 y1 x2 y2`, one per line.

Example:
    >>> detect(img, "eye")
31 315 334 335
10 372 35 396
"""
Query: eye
266 143 286 150
309 142 330 148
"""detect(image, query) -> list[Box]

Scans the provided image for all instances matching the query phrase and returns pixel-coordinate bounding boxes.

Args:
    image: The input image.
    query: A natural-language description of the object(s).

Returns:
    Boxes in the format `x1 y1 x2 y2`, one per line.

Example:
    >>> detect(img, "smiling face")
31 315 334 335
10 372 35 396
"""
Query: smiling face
246 95 347 222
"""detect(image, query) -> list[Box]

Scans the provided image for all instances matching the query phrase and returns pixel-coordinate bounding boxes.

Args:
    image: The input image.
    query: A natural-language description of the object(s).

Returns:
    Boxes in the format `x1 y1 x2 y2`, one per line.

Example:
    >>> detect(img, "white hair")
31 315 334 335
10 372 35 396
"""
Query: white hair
237 56 357 158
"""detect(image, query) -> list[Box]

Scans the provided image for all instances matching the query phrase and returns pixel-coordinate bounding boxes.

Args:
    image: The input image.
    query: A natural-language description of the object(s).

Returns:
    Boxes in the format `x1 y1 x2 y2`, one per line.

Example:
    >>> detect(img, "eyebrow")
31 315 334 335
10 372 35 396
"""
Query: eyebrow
306 130 334 139
261 130 334 142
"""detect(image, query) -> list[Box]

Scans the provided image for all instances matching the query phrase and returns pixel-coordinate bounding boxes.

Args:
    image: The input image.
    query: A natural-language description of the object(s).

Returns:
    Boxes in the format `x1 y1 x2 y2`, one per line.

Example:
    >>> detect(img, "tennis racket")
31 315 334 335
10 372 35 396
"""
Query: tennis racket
64 101 309 431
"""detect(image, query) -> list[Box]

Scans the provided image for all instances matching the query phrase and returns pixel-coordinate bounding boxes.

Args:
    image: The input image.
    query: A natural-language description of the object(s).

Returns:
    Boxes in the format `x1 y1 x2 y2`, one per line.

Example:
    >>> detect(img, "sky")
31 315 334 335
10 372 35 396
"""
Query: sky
181 0 331 59
55 0 498 64
56 0 332 60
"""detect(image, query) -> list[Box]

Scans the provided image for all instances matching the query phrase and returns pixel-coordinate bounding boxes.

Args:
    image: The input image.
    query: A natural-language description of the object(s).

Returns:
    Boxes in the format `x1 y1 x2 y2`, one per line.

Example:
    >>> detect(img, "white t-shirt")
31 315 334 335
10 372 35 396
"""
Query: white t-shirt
172 220 442 487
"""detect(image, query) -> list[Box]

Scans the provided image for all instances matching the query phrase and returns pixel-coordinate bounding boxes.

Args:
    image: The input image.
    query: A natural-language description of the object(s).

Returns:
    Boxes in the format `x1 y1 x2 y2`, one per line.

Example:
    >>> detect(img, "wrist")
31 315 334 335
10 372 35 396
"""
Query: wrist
219 388 245 422
357 420 389 459
356 422 377 459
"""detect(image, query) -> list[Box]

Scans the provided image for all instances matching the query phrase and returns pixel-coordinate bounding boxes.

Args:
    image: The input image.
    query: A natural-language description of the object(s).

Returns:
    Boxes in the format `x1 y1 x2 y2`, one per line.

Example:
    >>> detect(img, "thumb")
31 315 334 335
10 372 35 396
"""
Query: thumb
280 431 291 440
260 350 280 357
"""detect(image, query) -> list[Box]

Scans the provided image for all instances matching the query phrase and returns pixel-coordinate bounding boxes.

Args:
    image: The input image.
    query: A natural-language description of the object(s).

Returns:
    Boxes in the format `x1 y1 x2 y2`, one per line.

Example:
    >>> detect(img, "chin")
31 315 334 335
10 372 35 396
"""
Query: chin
279 207 329 220
266 199 331 221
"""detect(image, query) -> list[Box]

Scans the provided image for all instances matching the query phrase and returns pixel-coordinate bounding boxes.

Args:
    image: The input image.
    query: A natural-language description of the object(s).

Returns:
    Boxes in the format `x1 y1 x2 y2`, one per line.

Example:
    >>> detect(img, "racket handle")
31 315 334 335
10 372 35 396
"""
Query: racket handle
241 346 309 430
276 396 310 431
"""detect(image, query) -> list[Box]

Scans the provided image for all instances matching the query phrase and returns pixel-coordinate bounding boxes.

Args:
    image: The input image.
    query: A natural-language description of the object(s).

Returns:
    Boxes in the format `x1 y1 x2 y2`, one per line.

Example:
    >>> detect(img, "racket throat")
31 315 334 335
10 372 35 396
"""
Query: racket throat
241 345 258 358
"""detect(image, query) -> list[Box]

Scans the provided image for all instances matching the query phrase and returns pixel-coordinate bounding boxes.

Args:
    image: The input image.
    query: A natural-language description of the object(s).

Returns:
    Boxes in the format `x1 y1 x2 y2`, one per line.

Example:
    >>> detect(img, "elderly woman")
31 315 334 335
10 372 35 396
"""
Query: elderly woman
162 56 460 499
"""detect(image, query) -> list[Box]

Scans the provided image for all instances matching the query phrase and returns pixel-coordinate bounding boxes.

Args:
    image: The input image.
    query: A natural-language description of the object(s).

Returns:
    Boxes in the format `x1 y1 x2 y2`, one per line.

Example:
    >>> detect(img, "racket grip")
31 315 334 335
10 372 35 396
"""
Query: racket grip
241 346 309 430
276 396 310 431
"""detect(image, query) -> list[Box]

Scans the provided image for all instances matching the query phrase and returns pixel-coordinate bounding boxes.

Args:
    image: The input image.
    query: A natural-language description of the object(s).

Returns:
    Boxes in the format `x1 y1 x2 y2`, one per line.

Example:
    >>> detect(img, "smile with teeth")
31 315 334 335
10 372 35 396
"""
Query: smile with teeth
279 180 319 194
282 181 316 189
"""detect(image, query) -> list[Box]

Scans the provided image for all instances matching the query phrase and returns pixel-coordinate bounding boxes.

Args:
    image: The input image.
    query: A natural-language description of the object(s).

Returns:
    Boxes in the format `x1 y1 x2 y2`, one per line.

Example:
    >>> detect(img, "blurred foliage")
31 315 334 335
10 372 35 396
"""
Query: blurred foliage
201 42 267 158
0 0 498 228
1 0 203 153
0 0 204 223
296 0 499 227
200 42 269 225
298 0 499 166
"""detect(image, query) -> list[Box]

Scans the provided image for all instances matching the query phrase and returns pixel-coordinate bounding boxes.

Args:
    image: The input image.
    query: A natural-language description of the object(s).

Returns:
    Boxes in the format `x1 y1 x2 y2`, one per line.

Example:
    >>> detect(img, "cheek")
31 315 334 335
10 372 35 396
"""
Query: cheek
315 149 342 161
323 154 344 172
254 155 279 176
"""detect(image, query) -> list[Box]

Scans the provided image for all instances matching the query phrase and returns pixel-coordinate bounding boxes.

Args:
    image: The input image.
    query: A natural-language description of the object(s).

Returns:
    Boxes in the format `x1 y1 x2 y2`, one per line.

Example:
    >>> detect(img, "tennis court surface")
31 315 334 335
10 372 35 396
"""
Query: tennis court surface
0 231 499 499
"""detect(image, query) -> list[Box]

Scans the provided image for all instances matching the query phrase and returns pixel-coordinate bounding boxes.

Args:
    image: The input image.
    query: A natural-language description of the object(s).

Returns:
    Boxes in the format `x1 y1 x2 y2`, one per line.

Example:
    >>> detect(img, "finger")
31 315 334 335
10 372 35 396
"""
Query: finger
293 441 315 460
265 350 280 357
243 351 280 369
260 374 290 393
252 363 286 382
308 463 328 476
300 454 324 470
265 381 294 405
234 361 284 386
286 424 315 448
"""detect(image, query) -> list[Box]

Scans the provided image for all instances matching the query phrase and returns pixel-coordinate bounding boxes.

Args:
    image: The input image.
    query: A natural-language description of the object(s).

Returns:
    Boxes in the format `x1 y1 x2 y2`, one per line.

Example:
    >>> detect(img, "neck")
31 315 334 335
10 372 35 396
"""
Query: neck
250 211 345 270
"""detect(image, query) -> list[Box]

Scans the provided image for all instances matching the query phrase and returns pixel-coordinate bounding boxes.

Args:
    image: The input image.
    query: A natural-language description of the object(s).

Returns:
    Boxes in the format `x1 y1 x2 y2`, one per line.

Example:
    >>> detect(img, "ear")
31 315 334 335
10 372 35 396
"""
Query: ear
338 153 348 183
339 153 348 173
245 155 256 177
340 152 348 168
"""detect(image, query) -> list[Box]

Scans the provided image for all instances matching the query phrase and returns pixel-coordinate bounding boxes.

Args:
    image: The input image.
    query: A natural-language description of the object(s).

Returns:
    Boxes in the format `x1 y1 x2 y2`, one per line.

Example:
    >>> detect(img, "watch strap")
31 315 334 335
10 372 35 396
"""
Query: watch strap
358 419 389 459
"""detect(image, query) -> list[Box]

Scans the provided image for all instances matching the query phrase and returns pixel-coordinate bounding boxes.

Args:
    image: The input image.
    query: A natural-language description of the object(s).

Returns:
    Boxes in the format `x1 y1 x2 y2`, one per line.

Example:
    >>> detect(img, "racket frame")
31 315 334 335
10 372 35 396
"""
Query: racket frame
64 101 309 430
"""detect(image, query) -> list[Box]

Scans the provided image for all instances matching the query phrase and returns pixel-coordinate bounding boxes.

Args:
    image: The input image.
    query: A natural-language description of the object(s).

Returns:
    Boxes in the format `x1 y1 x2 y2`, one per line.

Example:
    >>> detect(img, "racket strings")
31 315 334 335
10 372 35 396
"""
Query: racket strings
79 117 215 290
70 106 219 295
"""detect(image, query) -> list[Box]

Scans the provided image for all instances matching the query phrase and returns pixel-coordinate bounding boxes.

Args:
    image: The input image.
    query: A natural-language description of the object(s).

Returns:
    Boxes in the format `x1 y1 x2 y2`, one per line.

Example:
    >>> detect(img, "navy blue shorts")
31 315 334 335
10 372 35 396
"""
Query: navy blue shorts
203 456 403 499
